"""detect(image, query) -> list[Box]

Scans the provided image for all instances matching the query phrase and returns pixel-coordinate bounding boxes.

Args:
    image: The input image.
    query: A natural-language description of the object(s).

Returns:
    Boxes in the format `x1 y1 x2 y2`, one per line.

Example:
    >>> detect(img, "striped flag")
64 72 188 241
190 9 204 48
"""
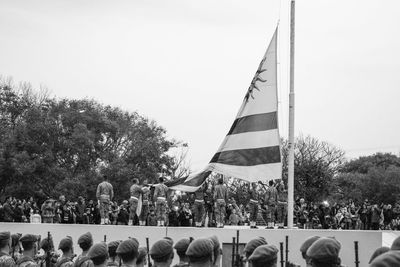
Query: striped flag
167 28 281 192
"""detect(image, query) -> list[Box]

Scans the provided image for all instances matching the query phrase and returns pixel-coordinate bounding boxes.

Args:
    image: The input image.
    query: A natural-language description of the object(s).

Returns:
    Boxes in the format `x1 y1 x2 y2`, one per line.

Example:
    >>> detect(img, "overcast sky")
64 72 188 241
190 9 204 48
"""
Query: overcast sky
1 0 399 171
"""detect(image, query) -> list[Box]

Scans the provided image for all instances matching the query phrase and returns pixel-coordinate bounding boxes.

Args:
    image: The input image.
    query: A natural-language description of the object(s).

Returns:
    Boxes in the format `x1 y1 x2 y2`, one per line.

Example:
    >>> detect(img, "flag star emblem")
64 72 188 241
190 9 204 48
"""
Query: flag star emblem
245 57 267 101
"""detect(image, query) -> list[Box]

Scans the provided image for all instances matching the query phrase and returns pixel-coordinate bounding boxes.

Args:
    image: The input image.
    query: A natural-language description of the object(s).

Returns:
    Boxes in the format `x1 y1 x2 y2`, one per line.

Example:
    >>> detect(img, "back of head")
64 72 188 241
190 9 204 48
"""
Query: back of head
306 237 341 266
0 232 10 249
244 237 268 259
186 238 214 264
108 240 122 259
58 236 73 253
136 247 148 266
369 246 390 264
87 242 109 266
391 236 400 251
248 245 278 267
20 234 39 251
174 238 190 259
150 239 174 263
116 238 139 263
300 236 320 259
370 250 400 267
78 232 93 251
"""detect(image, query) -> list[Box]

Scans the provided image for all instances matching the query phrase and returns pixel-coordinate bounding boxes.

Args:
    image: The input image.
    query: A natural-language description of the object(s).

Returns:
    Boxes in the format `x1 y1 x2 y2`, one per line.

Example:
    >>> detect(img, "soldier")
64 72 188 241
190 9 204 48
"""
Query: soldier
16 234 39 267
306 237 341 267
264 180 278 229
249 183 260 229
208 235 221 267
153 177 169 226
243 237 268 267
185 238 214 267
87 243 109 267
11 233 22 262
135 247 147 267
369 246 390 264
96 176 114 225
276 181 287 228
56 237 75 267
0 231 16 267
116 238 139 267
149 239 174 267
129 178 142 226
248 245 279 267
172 238 190 267
299 236 320 267
213 177 228 228
370 250 400 267
106 241 121 267
139 179 151 226
193 184 206 227
75 232 94 267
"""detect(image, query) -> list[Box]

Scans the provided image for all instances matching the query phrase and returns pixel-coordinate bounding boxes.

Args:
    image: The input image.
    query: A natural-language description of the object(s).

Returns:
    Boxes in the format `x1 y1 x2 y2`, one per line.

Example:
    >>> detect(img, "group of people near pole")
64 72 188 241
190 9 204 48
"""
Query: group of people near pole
1 229 400 267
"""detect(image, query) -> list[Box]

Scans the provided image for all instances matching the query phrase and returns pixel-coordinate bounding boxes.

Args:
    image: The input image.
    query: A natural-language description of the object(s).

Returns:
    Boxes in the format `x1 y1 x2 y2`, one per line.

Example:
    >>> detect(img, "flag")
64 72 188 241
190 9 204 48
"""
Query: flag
167 27 281 192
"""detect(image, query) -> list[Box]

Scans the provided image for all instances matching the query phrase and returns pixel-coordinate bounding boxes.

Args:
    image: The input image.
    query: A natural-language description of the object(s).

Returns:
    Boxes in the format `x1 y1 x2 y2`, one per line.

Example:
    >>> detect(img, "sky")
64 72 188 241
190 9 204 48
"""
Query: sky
1 0 400 171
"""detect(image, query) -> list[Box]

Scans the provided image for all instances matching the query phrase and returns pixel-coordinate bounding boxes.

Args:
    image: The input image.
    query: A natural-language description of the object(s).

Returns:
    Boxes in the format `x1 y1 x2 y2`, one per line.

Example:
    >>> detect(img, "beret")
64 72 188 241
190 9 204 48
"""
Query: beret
369 247 390 264
150 239 174 260
116 238 139 255
370 250 400 267
391 236 400 250
174 238 190 252
300 236 320 254
0 232 10 241
306 237 341 261
40 237 54 251
87 242 108 259
20 234 38 243
137 247 148 262
208 235 220 250
11 233 22 247
58 236 73 250
248 245 278 263
244 237 268 257
78 232 93 246
108 240 122 255
164 237 174 246
186 238 214 259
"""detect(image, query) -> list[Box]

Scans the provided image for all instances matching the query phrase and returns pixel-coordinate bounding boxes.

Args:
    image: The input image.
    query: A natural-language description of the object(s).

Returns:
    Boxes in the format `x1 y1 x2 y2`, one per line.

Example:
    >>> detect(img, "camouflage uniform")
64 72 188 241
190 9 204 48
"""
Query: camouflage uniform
0 252 16 267
265 185 278 228
276 185 287 228
214 183 228 227
128 184 142 225
193 189 205 227
54 257 74 267
74 255 93 267
139 186 151 225
249 189 259 228
16 255 38 267
96 181 114 224
153 183 169 226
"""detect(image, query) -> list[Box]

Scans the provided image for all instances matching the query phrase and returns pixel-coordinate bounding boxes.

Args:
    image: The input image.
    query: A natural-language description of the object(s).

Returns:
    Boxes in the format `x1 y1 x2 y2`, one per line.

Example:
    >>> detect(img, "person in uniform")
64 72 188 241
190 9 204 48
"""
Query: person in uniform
106 241 121 267
56 237 75 267
128 178 143 226
87 243 108 267
193 184 206 227
172 238 190 267
11 233 22 262
153 177 169 226
369 246 390 264
213 177 228 228
249 183 260 229
139 179 151 226
75 232 94 267
276 181 288 228
208 235 221 267
149 239 174 267
264 180 278 229
116 238 139 267
96 176 114 225
370 250 400 267
135 247 147 267
248 245 278 267
16 234 39 267
299 236 320 267
306 237 341 267
243 237 268 267
185 238 214 267
0 231 16 267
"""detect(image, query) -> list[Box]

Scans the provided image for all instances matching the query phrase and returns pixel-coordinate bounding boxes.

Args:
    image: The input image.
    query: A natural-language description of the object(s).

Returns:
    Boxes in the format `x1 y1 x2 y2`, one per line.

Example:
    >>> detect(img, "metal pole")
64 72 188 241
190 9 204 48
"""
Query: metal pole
236 230 240 267
232 237 236 267
104 235 107 242
146 238 152 267
287 0 296 229
354 241 360 267
280 242 284 267
285 235 289 266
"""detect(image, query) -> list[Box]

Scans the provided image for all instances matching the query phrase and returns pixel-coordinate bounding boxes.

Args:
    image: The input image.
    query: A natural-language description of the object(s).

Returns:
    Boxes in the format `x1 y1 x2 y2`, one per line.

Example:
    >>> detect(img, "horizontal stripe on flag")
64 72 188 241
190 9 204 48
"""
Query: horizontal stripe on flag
227 112 277 135
217 129 280 152
210 146 280 166
207 162 282 182
165 171 211 188
168 184 202 193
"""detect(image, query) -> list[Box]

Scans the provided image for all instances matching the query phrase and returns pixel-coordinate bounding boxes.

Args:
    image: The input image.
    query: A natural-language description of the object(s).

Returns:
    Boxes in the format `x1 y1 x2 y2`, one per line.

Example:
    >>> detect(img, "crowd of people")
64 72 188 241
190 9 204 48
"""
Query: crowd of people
1 176 400 231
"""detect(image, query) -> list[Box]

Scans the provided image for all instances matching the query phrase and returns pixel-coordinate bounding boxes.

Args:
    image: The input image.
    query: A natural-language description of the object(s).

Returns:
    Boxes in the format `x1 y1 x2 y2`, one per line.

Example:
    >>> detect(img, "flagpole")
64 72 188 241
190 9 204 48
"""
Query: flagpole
287 0 295 229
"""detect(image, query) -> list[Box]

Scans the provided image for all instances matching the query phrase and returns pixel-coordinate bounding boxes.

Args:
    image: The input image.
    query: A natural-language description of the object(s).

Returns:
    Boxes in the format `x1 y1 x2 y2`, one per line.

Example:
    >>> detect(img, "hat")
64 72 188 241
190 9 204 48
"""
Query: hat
40 237 53 251
108 240 122 256
20 234 38 243
11 233 22 247
150 239 173 261
58 236 73 251
391 236 400 250
300 236 320 254
208 235 220 250
0 232 10 241
306 237 341 261
164 237 174 246
174 238 190 253
248 245 278 263
369 247 390 264
370 250 400 267
116 238 139 255
137 247 148 263
78 232 93 246
87 242 109 259
243 237 268 258
186 238 214 261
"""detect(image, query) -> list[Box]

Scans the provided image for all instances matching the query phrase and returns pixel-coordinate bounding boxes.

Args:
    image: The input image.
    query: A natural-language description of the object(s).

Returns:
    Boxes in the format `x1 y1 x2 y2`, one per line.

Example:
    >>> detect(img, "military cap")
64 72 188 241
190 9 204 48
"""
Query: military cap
58 236 73 251
87 242 108 259
164 237 174 245
11 233 22 247
208 235 220 250
369 247 390 264
108 240 122 256
40 237 53 251
306 237 341 261
150 239 173 260
137 247 148 263
116 238 139 255
243 237 268 257
370 250 400 267
391 236 400 250
20 234 38 243
174 238 190 252
300 236 320 254
78 232 93 246
186 238 214 259
248 245 278 263
0 232 10 241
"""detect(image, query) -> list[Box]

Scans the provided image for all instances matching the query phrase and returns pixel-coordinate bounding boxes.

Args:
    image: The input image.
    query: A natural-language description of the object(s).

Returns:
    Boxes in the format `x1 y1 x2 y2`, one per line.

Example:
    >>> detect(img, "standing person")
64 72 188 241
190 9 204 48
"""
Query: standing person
185 238 214 267
0 232 15 267
16 234 38 267
248 245 279 267
128 178 142 226
87 243 108 267
106 241 121 267
213 176 228 228
264 180 278 229
371 204 381 230
172 238 190 267
139 179 151 226
153 177 169 227
249 183 260 229
193 184 206 227
41 198 55 224
116 238 139 267
276 181 287 228
56 237 75 267
2 197 14 222
96 175 114 225
149 239 174 267
75 232 94 267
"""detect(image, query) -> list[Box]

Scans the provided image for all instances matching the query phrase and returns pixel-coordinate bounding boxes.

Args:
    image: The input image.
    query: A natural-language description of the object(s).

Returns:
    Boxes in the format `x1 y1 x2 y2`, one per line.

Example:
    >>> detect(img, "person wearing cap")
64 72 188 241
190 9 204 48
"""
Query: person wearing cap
369 246 390 264
0 231 15 267
173 238 190 267
243 237 268 266
306 237 341 267
139 179 151 226
150 239 174 267
56 236 75 267
87 243 108 267
107 241 121 267
208 235 221 267
248 244 278 267
116 238 139 267
153 177 170 227
96 175 114 225
136 247 147 267
16 234 39 267
75 232 94 267
186 238 214 267
11 233 22 261
213 176 228 228
369 250 400 267
299 236 320 267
